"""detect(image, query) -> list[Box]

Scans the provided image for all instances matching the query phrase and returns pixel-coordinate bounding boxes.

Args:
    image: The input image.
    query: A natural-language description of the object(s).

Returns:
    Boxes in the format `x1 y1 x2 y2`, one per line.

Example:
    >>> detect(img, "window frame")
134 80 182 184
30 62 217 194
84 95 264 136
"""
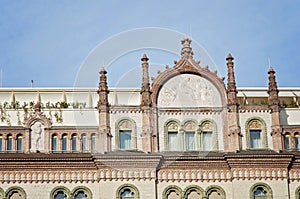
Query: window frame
246 118 268 149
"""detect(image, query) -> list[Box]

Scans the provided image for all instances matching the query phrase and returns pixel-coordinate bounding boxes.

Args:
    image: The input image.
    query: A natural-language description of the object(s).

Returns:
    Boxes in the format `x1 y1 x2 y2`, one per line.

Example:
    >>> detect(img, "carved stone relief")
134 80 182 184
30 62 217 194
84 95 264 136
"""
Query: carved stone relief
157 74 221 107
30 121 45 151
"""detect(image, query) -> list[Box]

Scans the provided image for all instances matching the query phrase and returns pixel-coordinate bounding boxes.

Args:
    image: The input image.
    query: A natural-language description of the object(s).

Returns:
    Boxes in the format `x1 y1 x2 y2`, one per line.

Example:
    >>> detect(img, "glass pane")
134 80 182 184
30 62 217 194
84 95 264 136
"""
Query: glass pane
121 189 134 198
17 136 22 152
203 131 213 151
74 191 87 199
82 135 87 152
0 136 3 152
120 130 132 150
295 136 299 150
62 136 67 152
52 136 57 151
168 132 178 151
254 187 266 196
285 135 290 149
72 135 77 152
54 191 66 199
185 132 195 151
91 135 96 152
250 130 261 148
7 136 13 151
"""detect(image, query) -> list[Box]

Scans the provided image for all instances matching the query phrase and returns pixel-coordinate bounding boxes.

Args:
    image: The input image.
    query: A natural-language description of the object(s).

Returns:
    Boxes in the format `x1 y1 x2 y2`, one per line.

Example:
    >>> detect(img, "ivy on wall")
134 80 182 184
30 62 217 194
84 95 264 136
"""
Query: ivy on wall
0 101 88 126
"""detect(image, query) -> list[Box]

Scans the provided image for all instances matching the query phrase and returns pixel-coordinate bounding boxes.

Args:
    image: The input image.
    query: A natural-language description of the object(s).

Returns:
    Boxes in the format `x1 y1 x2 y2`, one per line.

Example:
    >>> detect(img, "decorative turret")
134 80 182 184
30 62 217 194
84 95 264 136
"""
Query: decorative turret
140 54 154 152
141 54 151 107
226 53 238 109
225 53 242 151
181 36 194 59
97 67 111 153
267 66 280 112
97 67 109 107
267 67 282 151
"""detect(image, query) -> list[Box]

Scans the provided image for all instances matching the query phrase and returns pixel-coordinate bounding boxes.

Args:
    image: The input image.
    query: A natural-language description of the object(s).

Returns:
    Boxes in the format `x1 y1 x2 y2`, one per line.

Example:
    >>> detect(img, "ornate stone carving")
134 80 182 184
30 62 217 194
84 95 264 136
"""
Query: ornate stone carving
30 121 45 151
157 74 222 107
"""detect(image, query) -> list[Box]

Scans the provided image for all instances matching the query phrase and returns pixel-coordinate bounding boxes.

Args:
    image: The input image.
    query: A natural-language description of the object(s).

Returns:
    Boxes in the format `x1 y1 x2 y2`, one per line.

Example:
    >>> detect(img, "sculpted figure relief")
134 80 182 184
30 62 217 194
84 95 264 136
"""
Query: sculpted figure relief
30 121 45 151
158 74 221 107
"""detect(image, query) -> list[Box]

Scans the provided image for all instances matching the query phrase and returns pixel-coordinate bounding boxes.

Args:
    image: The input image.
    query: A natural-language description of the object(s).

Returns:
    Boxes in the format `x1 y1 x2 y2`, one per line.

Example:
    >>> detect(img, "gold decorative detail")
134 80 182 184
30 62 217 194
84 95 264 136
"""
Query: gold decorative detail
185 122 195 131
249 120 262 129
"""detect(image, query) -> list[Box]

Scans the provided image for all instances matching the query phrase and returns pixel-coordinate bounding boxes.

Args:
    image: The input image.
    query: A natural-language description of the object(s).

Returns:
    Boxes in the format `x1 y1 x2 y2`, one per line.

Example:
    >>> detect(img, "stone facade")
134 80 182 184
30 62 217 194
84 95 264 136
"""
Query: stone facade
1 37 300 198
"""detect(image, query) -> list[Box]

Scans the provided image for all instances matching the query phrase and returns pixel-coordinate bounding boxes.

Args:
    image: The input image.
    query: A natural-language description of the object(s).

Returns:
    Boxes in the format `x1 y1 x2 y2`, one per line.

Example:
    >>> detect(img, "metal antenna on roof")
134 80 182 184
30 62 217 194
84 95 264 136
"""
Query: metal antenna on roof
268 57 271 67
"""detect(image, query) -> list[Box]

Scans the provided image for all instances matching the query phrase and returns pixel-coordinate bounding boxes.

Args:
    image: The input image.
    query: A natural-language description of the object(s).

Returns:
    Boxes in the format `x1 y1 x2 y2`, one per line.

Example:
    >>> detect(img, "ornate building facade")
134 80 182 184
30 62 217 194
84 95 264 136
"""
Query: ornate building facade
0 37 300 199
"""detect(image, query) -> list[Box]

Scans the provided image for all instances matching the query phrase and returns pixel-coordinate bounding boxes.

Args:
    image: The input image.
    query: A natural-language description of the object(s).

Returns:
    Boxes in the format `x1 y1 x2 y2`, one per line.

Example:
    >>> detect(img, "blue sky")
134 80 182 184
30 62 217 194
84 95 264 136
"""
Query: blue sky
0 0 299 88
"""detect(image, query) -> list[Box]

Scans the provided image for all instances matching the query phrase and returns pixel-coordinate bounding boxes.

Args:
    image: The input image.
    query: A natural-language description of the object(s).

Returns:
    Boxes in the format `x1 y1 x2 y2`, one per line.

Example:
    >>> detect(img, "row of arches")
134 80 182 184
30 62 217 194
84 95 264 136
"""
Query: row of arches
0 186 92 199
162 185 225 199
0 132 98 153
50 133 97 153
163 119 218 151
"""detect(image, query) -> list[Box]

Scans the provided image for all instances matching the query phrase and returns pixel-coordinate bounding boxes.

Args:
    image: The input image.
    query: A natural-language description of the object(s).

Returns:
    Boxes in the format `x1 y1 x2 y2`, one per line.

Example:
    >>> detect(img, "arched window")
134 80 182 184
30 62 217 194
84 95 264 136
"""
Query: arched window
199 120 218 151
246 118 267 149
183 121 196 151
71 134 77 152
0 134 3 152
72 186 92 199
17 135 22 152
284 133 291 150
6 186 27 199
91 134 96 153
295 133 300 150
117 184 140 199
62 134 68 152
54 191 67 199
250 183 272 199
166 122 179 151
116 119 137 150
52 134 58 152
81 134 87 152
50 187 70 199
162 185 183 199
183 185 204 199
7 135 13 152
205 185 226 199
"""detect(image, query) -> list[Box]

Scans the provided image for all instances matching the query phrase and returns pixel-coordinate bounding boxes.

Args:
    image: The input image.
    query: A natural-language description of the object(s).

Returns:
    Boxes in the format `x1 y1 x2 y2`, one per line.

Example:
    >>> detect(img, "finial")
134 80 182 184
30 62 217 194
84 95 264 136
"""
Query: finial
141 54 149 62
268 66 275 74
34 101 41 112
226 53 234 61
100 66 107 74
181 36 193 59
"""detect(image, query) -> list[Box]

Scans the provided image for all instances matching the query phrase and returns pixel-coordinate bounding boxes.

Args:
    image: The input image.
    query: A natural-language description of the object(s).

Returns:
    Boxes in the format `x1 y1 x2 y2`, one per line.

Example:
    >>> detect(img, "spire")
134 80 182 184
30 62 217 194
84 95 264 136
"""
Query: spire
268 66 280 112
226 53 238 106
181 35 193 59
97 67 109 107
141 54 151 107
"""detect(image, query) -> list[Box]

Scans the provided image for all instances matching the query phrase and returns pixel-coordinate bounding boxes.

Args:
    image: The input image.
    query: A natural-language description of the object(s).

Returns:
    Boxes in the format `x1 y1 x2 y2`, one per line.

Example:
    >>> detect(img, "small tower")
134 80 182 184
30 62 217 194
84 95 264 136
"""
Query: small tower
268 67 282 151
97 67 111 153
140 54 154 152
226 53 242 151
